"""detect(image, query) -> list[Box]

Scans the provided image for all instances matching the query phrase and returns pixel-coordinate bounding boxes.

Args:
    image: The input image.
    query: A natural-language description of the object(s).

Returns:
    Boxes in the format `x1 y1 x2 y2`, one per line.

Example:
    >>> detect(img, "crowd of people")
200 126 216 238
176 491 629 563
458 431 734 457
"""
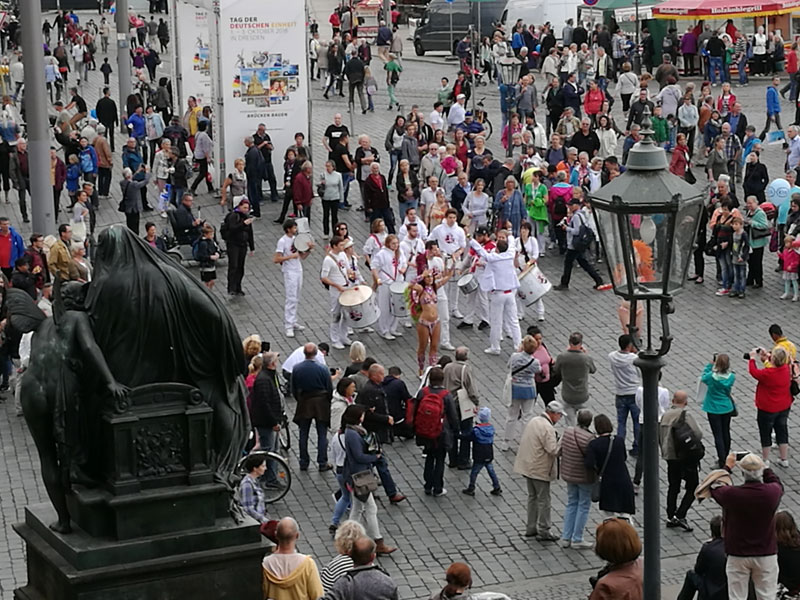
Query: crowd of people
4 1 800 599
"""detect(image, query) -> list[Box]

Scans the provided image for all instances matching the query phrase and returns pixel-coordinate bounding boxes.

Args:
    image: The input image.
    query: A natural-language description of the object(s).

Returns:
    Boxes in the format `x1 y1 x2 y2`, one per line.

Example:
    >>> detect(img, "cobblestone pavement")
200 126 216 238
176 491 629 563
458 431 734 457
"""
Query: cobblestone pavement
1 3 799 599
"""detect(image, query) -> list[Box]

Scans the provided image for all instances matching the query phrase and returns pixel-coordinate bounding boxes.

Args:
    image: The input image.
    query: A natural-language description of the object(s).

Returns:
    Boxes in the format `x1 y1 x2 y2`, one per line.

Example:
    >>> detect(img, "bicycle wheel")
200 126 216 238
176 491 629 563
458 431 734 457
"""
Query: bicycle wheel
262 452 291 504
483 118 493 141
279 417 291 452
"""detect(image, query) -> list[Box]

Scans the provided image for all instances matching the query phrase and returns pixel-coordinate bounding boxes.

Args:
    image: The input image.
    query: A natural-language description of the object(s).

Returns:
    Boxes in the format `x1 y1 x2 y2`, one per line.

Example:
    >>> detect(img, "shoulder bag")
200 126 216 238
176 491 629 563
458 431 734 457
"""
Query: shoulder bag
591 435 614 503
456 364 475 421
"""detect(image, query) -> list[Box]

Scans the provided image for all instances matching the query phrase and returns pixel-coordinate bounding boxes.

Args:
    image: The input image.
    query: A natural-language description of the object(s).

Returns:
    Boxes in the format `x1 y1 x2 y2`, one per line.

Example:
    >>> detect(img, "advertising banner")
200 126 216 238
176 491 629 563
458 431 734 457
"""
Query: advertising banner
219 0 308 186
176 0 212 111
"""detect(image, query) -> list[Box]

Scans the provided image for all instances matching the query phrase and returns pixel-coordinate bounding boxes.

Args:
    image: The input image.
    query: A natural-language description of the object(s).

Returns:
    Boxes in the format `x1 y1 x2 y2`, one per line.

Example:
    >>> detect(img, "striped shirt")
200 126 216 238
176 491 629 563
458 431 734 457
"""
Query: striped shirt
320 554 354 593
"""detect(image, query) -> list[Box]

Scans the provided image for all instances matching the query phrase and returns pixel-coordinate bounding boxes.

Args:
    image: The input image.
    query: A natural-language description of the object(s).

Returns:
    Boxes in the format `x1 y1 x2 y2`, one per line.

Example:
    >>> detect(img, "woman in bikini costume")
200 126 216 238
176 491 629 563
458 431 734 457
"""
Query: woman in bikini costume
409 268 453 376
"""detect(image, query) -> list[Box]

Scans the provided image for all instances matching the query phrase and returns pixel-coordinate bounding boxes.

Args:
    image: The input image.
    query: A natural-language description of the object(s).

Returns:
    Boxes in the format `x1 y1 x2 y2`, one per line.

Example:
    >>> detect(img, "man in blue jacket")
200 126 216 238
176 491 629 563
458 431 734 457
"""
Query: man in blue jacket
759 77 782 142
0 216 26 279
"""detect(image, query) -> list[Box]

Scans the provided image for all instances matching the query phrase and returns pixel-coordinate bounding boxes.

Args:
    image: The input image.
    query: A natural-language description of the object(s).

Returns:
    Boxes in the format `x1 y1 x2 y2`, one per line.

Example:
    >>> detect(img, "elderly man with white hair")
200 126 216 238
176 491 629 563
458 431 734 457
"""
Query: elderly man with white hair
709 452 783 600
119 164 150 234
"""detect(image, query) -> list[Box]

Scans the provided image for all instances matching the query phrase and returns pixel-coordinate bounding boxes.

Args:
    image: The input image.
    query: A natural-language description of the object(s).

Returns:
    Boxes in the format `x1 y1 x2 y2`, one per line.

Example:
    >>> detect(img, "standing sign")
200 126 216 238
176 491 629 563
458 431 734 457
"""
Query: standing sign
175 0 212 111
218 0 308 184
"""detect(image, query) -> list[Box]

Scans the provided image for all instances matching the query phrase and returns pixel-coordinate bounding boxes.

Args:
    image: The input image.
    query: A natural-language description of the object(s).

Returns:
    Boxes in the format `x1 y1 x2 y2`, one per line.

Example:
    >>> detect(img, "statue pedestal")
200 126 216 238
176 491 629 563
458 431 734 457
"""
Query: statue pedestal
14 504 263 600
14 382 264 600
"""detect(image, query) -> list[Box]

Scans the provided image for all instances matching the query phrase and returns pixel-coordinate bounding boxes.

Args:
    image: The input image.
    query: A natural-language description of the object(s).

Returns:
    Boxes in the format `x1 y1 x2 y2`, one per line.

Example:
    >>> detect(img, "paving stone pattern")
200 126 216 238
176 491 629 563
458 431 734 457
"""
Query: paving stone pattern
0 3 798 598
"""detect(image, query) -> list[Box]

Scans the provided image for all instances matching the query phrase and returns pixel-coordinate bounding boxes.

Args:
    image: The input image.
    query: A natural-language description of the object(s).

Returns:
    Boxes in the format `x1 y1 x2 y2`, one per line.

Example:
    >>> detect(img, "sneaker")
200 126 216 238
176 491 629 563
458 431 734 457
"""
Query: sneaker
666 517 680 528
441 342 456 351
361 327 375 333
715 289 729 296
286 329 295 338
484 348 501 355
329 524 338 534
553 284 569 291
777 458 790 468
332 342 345 350
559 539 571 548
381 333 397 340
433 488 447 497
538 316 545 322
452 311 465 319
343 338 353 346
478 320 490 330
594 283 613 291
537 532 559 542
490 487 502 496
294 324 306 331
571 540 594 550
160 211 168 218
390 330 404 337
675 518 693 532
793 295 799 302
462 487 475 496
781 292 791 299
404 322 413 328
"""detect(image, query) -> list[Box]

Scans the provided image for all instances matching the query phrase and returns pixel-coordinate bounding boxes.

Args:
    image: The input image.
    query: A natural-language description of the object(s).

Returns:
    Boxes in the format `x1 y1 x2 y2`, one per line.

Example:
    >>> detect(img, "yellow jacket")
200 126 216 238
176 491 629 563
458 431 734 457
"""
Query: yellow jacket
48 240 71 281
262 553 323 600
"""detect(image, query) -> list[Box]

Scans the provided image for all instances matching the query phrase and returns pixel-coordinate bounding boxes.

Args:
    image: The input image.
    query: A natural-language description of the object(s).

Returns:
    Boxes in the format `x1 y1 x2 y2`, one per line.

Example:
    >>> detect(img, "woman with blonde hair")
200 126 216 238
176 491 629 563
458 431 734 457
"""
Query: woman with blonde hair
319 520 367 593
749 345 793 466
503 335 542 449
220 157 247 210
242 334 262 373
344 341 367 376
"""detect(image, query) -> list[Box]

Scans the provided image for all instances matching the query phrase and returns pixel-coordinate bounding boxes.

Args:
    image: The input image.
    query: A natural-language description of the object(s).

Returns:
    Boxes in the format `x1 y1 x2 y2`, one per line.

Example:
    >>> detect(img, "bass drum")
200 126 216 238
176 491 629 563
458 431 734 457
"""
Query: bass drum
339 286 380 327
389 281 409 317
517 264 551 305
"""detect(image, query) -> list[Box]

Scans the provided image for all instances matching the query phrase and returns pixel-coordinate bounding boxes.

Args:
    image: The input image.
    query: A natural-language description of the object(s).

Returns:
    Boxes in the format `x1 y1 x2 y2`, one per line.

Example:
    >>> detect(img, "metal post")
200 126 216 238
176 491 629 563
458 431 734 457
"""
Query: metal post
170 0 182 115
636 350 665 600
383 0 391 23
633 0 641 74
115 0 132 128
469 24 476 114
208 0 225 191
505 86 513 158
21 0 55 234
449 5 454 57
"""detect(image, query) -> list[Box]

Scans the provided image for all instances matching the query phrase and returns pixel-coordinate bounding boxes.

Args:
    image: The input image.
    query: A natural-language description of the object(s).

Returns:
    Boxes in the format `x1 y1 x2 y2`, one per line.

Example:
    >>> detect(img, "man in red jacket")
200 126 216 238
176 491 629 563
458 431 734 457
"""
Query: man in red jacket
710 452 783 600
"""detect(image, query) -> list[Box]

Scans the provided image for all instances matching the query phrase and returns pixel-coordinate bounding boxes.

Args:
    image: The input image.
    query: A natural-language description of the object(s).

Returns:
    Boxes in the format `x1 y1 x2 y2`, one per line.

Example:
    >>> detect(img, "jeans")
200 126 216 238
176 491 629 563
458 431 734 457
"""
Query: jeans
709 56 723 85
467 461 500 489
615 394 640 451
423 446 446 493
449 417 473 467
561 482 593 542
707 412 732 466
255 426 279 484
732 263 747 293
374 454 398 497
560 248 602 287
191 157 213 193
387 149 402 183
341 172 353 205
738 56 749 85
666 459 699 520
397 197 418 220
348 81 367 112
332 471 351 526
633 428 644 485
296 418 329 468
717 250 733 289
263 160 279 202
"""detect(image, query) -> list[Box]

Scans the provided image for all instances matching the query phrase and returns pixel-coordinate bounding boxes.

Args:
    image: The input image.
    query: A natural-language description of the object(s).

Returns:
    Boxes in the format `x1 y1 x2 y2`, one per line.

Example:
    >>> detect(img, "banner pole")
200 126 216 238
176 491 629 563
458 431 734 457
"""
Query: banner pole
209 0 225 192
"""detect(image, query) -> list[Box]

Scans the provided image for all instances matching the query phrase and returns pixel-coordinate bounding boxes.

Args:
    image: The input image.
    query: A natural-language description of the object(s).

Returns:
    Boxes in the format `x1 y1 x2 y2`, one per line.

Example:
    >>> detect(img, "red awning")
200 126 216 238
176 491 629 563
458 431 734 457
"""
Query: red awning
652 0 800 19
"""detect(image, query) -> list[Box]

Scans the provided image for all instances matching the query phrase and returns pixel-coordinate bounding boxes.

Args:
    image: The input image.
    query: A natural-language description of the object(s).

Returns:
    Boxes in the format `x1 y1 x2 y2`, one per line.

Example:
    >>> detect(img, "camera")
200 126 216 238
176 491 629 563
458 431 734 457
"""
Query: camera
330 368 338 376
735 451 750 461
743 348 763 360
261 341 270 353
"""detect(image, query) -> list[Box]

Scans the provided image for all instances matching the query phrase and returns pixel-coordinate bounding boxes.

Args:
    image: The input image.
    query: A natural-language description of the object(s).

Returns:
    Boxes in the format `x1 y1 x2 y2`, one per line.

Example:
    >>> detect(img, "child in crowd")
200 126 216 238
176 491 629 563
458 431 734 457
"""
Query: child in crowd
779 234 800 301
65 154 81 207
194 223 220 290
729 217 749 298
462 407 502 497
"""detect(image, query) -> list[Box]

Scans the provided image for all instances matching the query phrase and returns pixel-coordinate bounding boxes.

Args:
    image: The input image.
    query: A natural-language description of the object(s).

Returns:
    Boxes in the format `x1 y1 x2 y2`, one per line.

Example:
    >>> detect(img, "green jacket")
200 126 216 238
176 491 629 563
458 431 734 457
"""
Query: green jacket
525 182 549 223
700 363 736 415
651 116 668 143
747 207 770 249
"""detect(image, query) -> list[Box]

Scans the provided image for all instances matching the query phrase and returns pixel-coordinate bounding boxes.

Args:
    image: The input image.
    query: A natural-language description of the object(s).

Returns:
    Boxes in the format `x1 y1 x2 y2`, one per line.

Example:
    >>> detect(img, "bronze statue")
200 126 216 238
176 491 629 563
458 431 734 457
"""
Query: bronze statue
14 225 250 534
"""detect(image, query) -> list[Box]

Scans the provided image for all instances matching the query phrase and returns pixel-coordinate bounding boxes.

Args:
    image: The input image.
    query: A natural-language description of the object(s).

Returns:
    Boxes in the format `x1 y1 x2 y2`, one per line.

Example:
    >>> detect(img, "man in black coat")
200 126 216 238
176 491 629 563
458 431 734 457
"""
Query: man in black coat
173 193 201 245
343 50 367 114
250 352 284 485
626 89 655 132
382 366 413 438
292 343 333 472
355 363 407 503
675 515 727 600
95 87 118 152
10 258 36 300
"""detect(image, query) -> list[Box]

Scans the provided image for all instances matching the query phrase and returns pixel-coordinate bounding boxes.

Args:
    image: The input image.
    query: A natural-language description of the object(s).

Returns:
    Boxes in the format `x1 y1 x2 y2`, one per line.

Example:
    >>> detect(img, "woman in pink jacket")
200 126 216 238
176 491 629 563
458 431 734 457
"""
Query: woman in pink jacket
584 79 605 125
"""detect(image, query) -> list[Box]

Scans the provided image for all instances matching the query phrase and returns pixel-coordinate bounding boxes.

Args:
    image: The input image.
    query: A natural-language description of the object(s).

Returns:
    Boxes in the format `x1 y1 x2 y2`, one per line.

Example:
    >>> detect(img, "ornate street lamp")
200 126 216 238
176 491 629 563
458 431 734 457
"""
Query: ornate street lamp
496 56 521 158
588 108 705 600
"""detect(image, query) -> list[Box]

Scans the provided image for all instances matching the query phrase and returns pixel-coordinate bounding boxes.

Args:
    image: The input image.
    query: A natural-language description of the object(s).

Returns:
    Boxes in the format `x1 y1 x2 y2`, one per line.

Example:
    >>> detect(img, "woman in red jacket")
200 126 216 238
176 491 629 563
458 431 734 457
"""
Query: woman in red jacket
749 346 793 467
669 132 690 178
292 161 313 219
584 79 605 126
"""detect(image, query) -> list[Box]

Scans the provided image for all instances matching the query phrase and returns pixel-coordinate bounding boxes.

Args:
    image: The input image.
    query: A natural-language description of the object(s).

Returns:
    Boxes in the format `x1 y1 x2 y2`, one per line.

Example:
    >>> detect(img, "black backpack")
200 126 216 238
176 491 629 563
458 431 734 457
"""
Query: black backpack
671 410 705 462
572 212 595 253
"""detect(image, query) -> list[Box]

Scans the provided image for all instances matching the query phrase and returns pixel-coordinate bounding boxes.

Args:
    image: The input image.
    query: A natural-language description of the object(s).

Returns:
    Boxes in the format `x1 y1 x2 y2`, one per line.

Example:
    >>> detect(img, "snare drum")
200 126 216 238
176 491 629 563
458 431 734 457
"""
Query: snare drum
517 264 551 305
339 286 380 327
389 281 409 317
294 233 314 252
457 273 479 295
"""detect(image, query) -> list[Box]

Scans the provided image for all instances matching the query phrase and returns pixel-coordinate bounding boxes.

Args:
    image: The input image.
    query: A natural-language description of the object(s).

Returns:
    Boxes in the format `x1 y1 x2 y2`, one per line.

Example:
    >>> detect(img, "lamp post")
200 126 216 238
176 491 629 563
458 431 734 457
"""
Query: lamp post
496 56 521 158
588 108 705 600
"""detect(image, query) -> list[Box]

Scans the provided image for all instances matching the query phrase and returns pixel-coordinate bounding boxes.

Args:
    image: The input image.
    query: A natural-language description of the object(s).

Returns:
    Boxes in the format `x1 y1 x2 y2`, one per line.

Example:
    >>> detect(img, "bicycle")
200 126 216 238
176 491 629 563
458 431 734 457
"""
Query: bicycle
235 449 292 504
474 97 493 141
278 410 291 452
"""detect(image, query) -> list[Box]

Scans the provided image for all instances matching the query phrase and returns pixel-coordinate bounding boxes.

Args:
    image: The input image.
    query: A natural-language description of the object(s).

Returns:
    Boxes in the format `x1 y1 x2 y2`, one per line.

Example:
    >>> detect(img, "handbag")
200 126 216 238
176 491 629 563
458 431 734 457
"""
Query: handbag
591 435 614 503
456 365 475 421
728 400 738 418
351 469 378 501
684 167 696 185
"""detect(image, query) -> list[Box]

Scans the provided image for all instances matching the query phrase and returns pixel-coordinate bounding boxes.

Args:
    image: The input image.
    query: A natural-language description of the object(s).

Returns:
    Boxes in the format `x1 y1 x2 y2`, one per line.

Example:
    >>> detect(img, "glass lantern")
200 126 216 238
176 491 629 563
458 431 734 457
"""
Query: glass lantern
588 114 705 302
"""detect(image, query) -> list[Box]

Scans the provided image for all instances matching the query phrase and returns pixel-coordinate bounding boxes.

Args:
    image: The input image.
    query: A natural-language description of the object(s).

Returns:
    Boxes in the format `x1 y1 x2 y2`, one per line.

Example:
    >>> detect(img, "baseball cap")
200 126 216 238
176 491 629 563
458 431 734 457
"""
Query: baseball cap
568 198 582 205
465 111 473 117
456 93 466 100
739 453 765 471
545 400 567 415
475 225 489 236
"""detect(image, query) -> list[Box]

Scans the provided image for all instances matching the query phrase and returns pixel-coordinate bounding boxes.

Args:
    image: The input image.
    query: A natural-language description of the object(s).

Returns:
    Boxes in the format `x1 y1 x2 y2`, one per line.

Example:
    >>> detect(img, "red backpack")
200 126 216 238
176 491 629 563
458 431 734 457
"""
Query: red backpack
414 387 448 440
